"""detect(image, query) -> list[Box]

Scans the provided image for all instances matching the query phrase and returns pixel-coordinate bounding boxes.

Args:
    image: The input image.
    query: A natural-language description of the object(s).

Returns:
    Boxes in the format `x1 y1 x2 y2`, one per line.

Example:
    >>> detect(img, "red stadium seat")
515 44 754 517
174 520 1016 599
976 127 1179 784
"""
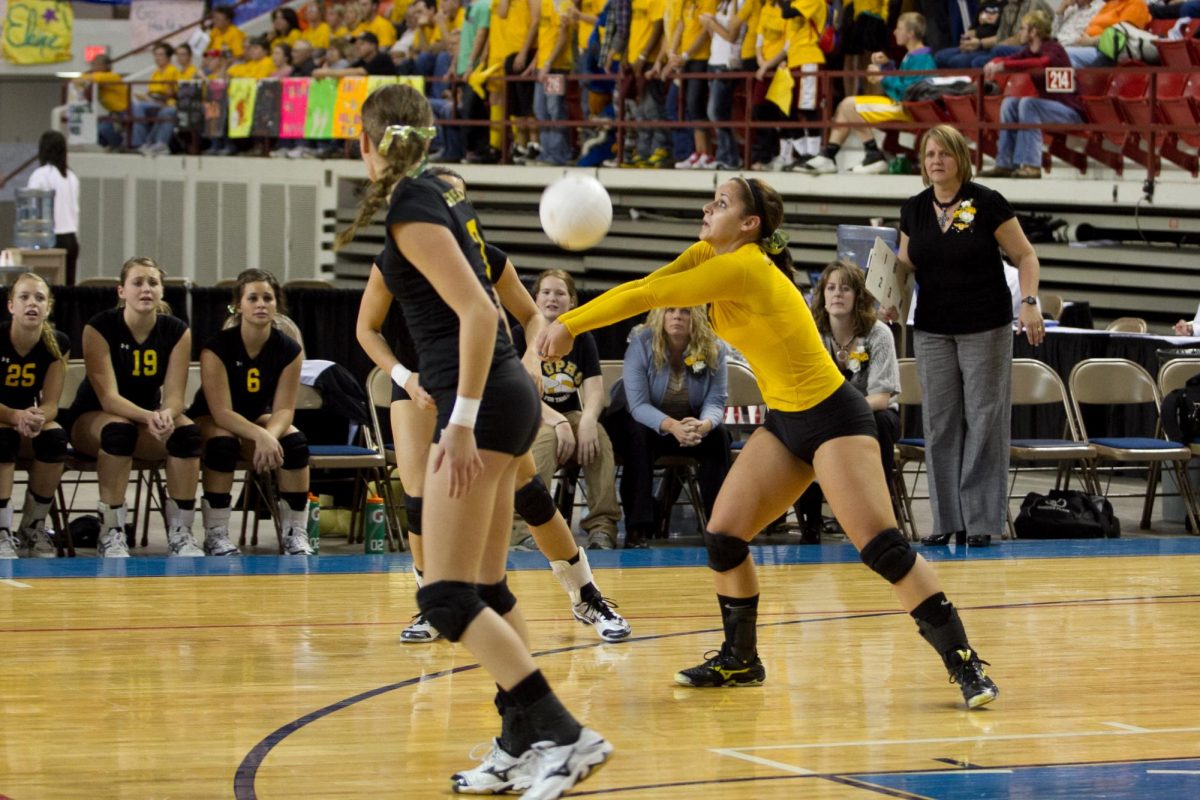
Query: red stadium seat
1155 73 1200 176
1080 71 1153 174
943 93 997 157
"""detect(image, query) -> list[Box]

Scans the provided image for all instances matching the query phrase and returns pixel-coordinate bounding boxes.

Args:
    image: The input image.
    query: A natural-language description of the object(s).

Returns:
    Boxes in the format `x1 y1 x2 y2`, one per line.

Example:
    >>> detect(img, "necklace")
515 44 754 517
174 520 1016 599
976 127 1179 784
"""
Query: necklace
932 187 963 228
832 332 856 365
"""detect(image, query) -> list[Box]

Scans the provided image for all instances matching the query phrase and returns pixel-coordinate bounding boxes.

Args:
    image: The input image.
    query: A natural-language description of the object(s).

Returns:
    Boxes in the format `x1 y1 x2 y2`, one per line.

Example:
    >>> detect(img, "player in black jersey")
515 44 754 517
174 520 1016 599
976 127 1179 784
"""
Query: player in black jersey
68 257 203 558
0 274 70 559
187 269 311 556
356 167 631 646
344 85 610 799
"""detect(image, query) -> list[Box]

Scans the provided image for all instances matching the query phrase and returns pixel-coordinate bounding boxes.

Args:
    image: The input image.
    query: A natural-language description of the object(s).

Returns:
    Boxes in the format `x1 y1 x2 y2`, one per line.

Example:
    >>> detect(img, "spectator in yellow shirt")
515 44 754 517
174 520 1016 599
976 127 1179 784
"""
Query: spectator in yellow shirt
533 0 574 164
364 0 399 47
175 42 199 79
72 53 127 150
226 37 275 78
133 43 180 155
271 8 302 49
327 3 349 38
208 6 246 60
301 3 332 49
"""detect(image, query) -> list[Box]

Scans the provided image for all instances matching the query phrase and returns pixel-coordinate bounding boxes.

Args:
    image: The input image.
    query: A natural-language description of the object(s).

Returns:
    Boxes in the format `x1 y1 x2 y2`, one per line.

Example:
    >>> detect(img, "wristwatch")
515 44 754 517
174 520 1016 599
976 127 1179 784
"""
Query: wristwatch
1021 295 1038 305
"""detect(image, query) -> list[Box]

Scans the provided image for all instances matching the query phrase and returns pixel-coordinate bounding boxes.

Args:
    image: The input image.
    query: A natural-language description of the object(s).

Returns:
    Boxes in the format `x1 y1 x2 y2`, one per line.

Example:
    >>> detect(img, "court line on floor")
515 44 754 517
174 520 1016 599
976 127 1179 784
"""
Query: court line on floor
0 579 30 589
231 593 1200 798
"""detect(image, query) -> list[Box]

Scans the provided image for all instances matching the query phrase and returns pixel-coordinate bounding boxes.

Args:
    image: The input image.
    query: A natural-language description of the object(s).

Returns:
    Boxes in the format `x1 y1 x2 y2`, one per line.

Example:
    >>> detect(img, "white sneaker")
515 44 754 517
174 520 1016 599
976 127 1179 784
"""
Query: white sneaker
400 613 442 643
695 153 717 169
767 152 796 171
21 526 57 558
98 528 130 558
145 142 169 156
573 596 632 642
521 727 613 800
0 529 17 559
282 528 314 555
849 155 889 174
674 152 703 169
203 528 240 556
269 148 290 158
450 738 539 794
802 154 837 174
167 527 204 557
511 534 539 552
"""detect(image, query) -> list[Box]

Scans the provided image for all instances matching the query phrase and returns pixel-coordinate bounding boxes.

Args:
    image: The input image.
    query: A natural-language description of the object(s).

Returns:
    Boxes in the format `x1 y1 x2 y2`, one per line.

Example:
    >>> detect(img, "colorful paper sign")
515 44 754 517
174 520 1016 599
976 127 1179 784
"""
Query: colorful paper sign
226 77 256 138
304 77 337 139
279 78 309 139
2 0 73 64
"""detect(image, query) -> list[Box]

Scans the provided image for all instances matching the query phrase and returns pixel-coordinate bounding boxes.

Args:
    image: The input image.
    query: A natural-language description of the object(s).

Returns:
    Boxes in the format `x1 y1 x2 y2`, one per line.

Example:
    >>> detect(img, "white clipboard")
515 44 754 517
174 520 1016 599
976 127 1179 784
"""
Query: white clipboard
864 236 914 325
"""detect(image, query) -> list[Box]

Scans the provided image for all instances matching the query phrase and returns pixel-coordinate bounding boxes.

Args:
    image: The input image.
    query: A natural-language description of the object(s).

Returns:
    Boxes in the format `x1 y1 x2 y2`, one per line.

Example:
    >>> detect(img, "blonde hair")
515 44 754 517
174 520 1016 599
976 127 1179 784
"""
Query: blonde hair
918 124 974 187
533 269 578 308
898 11 926 40
7 273 65 363
335 84 434 250
117 256 173 315
1022 9 1053 39
640 306 720 371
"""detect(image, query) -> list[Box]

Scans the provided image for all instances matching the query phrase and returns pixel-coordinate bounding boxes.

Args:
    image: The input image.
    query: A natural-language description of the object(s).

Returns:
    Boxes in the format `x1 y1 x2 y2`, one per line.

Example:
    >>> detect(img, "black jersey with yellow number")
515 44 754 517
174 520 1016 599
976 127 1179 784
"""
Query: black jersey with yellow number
0 322 70 410
381 239 507 372
71 307 188 414
188 326 303 421
378 174 516 392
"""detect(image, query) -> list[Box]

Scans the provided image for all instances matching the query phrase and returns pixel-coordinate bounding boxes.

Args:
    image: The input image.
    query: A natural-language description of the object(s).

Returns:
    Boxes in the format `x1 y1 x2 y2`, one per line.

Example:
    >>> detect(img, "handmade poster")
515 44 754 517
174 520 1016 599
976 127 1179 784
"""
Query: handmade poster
175 80 205 131
332 75 368 139
2 0 73 64
203 79 228 138
304 77 337 139
251 78 281 137
226 77 256 138
279 78 309 139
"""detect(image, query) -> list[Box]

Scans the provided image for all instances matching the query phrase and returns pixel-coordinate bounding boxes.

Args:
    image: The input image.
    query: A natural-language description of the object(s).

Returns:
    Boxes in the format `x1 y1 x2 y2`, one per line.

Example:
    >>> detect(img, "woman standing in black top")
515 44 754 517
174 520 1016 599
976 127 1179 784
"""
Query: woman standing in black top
187 269 310 556
0 274 70 559
344 84 609 799
897 124 1043 548
69 257 203 558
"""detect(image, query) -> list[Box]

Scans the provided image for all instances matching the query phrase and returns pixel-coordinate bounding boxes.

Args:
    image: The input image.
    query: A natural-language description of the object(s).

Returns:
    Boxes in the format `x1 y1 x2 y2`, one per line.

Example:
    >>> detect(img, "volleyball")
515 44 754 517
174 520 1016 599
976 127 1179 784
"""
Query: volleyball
539 174 613 251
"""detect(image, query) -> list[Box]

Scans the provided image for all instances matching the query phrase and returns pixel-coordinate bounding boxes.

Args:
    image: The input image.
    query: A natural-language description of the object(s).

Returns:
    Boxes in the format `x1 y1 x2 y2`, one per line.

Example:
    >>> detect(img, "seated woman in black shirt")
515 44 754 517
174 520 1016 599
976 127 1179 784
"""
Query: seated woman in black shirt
187 269 310 556
0 274 70 559
69 257 203 558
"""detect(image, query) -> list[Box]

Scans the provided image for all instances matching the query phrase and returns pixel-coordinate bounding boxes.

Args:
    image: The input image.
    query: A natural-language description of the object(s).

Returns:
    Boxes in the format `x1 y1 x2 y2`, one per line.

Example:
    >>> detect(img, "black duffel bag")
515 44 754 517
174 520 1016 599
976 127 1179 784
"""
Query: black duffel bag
1014 490 1121 539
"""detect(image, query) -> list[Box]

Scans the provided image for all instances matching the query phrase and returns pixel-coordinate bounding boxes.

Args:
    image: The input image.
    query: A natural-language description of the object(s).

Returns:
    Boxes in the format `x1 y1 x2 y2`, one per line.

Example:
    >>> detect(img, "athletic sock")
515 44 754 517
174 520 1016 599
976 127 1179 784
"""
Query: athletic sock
717 593 759 662
509 670 582 747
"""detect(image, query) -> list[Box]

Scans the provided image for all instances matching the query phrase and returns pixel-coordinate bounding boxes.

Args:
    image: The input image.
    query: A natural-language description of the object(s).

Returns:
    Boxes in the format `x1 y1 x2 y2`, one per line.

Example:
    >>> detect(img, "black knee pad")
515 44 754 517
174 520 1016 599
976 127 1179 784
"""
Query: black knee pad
0 428 20 463
477 576 517 616
31 427 69 463
100 422 138 457
280 431 309 470
860 528 916 584
166 423 201 459
513 475 556 527
404 495 423 536
416 580 487 642
203 436 240 473
704 531 750 573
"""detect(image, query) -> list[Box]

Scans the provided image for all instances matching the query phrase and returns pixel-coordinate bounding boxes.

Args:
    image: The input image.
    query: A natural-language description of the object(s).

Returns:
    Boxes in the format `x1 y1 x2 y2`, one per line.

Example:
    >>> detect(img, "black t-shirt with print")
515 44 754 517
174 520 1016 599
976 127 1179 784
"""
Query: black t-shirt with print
380 240 507 374
512 327 600 414
71 307 188 413
378 174 516 392
0 322 70 410
900 181 1015 335
188 326 302 420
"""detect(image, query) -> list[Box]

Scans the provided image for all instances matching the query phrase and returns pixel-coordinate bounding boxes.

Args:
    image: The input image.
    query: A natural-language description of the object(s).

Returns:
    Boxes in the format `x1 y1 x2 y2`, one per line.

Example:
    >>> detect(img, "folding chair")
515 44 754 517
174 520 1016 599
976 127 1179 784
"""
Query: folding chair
893 358 925 541
300 383 400 550
1158 357 1200 462
1008 359 1099 537
1105 316 1148 333
365 366 408 548
1068 358 1200 531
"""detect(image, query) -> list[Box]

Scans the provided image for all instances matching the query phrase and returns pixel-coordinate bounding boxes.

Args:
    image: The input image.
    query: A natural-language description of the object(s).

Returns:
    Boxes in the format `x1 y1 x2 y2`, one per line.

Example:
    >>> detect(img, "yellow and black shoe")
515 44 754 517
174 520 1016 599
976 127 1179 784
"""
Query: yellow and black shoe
674 643 765 687
947 648 998 709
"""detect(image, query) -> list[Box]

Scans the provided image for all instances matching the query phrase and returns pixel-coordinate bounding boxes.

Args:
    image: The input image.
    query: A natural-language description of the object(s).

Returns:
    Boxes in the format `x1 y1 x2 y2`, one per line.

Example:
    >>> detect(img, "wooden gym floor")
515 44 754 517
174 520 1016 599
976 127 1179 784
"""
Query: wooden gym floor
2 537 1200 799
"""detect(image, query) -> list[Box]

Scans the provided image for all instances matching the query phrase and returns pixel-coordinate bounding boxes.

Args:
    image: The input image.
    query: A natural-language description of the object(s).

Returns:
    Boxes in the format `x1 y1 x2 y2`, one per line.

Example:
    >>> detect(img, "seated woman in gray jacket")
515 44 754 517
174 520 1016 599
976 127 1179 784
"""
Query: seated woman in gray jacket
615 306 731 548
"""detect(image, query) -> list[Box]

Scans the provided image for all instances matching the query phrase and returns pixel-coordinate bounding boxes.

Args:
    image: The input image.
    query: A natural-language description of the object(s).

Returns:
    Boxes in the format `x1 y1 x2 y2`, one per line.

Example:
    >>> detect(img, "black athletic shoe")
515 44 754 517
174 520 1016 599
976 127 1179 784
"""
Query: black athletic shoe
674 643 765 687
947 648 998 709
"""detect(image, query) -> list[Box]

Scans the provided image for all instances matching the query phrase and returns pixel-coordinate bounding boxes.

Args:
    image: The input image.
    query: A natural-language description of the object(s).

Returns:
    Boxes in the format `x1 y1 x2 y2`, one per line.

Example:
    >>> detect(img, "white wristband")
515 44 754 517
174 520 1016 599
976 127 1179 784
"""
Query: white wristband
391 363 413 390
448 395 481 428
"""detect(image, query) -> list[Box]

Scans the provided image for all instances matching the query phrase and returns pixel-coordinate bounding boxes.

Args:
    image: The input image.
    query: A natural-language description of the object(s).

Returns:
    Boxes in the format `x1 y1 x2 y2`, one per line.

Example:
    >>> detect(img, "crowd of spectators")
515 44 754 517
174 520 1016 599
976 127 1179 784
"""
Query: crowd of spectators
66 0 1193 174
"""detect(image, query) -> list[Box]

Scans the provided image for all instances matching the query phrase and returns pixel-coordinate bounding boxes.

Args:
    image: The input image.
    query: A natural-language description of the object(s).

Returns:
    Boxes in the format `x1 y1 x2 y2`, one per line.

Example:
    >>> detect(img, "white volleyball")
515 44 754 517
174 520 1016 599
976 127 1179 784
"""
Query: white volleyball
539 174 613 251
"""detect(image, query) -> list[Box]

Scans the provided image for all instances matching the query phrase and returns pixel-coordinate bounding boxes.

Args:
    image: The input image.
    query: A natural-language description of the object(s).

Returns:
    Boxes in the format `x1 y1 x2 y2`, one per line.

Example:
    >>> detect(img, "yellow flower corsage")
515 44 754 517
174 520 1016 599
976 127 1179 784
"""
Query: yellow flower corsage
951 199 977 232
847 347 869 374
684 355 707 374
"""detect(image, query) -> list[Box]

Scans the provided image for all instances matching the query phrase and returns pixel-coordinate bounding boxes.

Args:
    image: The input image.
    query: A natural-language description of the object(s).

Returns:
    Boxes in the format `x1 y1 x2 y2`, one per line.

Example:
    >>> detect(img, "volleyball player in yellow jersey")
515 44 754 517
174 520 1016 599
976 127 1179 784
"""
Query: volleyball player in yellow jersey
782 0 826 162
536 177 999 709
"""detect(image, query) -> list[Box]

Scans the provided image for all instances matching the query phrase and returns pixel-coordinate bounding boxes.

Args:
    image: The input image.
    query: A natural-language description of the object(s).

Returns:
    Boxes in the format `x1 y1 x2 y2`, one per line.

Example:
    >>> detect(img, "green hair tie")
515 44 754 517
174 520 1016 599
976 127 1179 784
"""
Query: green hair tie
378 124 437 156
762 229 789 255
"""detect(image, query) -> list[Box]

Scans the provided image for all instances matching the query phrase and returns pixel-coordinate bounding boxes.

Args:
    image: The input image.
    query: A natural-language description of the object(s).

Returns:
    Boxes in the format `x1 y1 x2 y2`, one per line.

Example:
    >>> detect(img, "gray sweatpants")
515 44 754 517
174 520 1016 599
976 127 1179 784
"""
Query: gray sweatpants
914 325 1012 537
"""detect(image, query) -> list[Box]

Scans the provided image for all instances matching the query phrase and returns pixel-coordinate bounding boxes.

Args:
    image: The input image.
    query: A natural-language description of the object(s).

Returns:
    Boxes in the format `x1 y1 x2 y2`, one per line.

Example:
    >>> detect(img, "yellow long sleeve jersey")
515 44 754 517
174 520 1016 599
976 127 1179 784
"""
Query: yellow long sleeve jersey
559 241 846 412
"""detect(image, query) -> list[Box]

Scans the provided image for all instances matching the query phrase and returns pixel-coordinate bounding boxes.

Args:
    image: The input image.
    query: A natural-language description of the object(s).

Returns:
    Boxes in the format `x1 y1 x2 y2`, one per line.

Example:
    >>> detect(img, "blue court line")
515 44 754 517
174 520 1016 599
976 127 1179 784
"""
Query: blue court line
3 537 1200 580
